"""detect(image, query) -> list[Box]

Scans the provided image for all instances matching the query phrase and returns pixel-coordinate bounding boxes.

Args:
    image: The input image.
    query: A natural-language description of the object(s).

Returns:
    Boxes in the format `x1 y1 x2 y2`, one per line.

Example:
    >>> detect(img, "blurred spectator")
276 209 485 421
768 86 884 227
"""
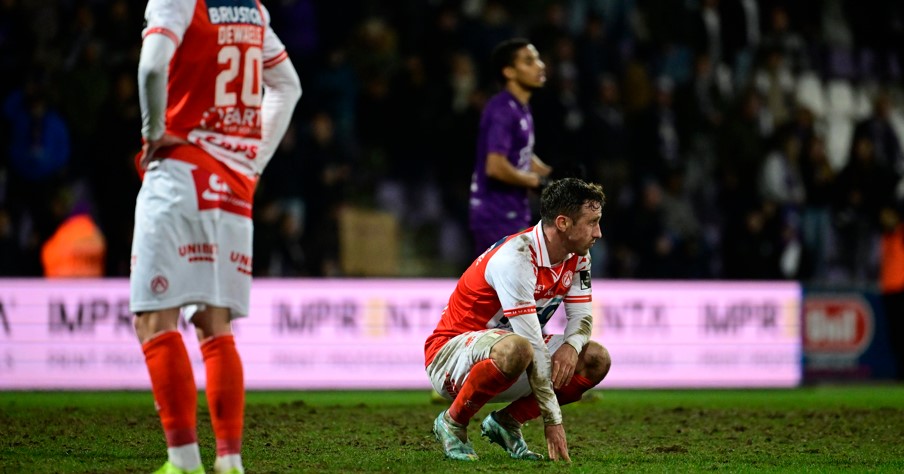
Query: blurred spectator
799 136 837 280
854 90 904 175
879 206 904 380
833 135 898 282
1 0 903 284
40 212 105 278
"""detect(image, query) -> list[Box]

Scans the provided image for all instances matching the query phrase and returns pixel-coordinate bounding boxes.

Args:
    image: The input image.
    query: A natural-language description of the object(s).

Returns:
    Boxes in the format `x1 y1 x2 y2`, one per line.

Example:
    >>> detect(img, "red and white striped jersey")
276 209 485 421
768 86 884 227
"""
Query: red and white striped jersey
425 222 592 366
141 0 289 202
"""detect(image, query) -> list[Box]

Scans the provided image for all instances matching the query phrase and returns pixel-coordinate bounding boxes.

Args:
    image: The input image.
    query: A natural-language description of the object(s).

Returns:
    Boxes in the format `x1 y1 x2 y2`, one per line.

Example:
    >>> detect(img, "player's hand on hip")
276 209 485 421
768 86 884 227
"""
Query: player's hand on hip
544 424 571 462
141 133 185 169
551 342 578 389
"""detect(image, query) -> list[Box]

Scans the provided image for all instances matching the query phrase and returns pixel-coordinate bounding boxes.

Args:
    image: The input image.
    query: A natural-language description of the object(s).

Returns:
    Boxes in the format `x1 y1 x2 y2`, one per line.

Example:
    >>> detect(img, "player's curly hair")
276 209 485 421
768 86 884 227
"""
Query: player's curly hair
539 178 606 225
491 38 531 85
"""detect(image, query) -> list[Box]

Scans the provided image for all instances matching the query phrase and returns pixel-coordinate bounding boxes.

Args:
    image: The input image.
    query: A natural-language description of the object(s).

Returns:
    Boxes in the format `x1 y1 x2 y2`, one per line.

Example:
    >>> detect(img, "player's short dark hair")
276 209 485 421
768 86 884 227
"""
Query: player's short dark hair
540 178 606 225
491 38 531 85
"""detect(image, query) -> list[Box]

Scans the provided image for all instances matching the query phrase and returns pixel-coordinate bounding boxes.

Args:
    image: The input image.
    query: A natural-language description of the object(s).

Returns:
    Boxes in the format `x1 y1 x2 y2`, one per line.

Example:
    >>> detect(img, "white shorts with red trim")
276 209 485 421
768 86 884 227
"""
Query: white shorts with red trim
426 329 567 403
130 159 253 320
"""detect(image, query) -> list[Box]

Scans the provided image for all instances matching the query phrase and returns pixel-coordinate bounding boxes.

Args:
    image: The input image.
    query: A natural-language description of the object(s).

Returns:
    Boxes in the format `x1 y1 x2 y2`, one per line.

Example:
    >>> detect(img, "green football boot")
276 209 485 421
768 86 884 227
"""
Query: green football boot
480 411 544 460
433 410 479 461
152 461 205 474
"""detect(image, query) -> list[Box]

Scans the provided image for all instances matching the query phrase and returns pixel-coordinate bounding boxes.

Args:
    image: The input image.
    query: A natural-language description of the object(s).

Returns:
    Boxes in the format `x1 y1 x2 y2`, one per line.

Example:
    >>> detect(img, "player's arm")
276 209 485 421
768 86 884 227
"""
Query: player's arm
483 106 542 188
258 6 302 166
486 153 542 188
486 250 562 425
555 258 593 389
137 0 192 168
531 154 552 177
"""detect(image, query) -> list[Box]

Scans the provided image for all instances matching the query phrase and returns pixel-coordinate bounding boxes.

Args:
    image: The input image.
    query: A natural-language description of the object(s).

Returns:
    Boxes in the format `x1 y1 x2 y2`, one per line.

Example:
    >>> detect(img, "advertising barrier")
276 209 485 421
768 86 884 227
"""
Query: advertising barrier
803 289 897 381
0 279 802 389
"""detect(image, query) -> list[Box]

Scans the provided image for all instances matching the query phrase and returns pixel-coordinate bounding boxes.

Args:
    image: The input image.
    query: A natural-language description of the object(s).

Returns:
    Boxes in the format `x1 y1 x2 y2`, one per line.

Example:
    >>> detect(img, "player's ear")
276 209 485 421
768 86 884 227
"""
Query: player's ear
555 215 569 232
503 65 516 81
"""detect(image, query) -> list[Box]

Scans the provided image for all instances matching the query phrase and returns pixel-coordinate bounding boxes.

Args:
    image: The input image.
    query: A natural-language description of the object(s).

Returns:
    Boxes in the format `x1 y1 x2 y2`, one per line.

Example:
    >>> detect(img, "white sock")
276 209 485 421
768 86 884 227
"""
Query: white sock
214 454 244 473
168 443 202 471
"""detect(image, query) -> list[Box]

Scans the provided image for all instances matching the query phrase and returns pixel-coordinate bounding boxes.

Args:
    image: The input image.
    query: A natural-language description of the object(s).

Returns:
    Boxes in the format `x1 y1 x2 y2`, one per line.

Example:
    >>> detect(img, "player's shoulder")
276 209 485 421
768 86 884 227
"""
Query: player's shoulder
484 92 519 115
486 233 536 270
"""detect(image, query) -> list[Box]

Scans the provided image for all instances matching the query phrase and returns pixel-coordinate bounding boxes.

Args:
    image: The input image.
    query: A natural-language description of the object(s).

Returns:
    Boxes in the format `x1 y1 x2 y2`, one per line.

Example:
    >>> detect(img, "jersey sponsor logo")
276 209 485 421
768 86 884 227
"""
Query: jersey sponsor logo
191 165 253 217
150 275 169 295
200 107 262 137
207 0 263 26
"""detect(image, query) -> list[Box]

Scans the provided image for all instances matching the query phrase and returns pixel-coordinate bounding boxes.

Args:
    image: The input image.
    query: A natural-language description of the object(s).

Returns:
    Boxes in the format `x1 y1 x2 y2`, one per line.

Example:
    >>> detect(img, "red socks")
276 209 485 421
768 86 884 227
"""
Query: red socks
142 331 198 447
448 359 517 425
502 374 596 424
201 334 245 456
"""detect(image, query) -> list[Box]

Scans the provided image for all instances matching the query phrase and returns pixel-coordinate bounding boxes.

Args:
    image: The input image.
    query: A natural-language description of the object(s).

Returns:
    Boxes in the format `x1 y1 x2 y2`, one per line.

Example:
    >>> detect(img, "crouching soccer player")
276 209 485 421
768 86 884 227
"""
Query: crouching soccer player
424 177 612 461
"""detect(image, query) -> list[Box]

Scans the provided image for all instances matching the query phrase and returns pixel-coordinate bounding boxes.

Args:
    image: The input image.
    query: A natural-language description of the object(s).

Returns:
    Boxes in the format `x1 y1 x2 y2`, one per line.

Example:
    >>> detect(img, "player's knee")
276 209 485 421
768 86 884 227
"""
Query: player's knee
133 311 179 344
490 334 533 377
581 342 611 383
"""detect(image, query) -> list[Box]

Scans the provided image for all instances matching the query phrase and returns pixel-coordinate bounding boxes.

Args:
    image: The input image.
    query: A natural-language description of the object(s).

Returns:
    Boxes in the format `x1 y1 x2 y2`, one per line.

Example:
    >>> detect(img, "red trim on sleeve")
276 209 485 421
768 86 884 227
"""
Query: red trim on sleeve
143 27 180 47
263 50 289 68
503 306 537 317
564 295 592 303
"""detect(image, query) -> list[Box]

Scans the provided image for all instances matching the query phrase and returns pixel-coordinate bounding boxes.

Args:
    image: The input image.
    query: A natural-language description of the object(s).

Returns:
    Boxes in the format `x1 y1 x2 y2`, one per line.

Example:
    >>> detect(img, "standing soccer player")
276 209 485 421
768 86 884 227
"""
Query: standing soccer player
469 38 553 257
426 177 612 462
131 1 301 473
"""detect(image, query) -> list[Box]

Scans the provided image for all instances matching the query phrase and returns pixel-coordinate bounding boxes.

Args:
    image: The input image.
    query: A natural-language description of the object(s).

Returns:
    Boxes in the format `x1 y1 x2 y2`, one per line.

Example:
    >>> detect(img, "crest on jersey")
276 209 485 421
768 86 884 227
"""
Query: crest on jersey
562 270 573 288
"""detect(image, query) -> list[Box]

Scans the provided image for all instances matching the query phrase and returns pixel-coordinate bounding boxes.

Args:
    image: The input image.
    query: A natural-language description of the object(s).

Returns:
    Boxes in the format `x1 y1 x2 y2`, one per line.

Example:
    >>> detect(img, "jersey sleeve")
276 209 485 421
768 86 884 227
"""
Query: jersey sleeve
486 244 562 425
563 255 593 354
142 0 195 47
260 4 289 68
484 105 514 157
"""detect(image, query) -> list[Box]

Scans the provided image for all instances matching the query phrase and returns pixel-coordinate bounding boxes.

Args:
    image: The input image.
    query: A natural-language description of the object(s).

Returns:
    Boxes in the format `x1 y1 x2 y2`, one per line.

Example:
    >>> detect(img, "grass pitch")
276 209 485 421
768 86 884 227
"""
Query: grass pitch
2 386 903 473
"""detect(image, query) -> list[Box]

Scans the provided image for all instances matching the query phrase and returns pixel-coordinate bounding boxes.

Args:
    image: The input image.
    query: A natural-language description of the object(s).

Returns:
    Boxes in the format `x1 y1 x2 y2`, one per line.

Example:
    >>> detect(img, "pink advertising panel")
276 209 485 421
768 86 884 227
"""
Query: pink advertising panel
0 279 801 389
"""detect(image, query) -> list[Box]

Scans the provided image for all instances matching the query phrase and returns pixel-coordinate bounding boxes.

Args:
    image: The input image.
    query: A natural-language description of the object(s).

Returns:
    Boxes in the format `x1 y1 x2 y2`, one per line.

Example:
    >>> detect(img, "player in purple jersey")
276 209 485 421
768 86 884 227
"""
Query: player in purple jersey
469 38 553 257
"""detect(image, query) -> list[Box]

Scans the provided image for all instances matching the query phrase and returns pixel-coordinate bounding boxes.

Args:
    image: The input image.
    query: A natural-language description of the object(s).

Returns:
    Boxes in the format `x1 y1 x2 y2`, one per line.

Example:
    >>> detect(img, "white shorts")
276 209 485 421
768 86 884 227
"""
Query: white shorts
130 159 253 320
426 329 567 403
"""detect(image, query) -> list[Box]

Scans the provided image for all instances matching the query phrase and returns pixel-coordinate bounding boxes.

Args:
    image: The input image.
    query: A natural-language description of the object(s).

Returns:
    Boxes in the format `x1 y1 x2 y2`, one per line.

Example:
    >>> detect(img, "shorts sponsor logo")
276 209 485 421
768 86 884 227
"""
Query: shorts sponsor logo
178 243 218 263
150 276 169 295
230 251 253 275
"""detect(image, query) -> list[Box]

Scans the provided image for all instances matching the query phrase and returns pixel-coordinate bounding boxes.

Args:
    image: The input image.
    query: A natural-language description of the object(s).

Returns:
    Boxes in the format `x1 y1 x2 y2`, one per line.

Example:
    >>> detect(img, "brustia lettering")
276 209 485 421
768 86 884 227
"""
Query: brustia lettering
274 300 358 334
602 301 668 332
207 6 263 26
703 301 778 334
0 299 10 336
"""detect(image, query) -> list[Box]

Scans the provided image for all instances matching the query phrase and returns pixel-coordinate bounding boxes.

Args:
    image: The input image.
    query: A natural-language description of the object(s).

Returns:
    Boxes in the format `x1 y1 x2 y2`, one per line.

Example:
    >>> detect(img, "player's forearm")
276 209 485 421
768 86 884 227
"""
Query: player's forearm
259 58 302 165
531 155 552 176
486 153 540 188
563 304 592 354
137 33 175 141
510 315 563 425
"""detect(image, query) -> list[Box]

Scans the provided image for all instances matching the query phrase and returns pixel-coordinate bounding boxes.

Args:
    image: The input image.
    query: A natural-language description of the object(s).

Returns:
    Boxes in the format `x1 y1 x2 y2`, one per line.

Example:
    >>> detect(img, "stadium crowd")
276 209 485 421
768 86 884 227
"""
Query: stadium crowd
1 0 903 284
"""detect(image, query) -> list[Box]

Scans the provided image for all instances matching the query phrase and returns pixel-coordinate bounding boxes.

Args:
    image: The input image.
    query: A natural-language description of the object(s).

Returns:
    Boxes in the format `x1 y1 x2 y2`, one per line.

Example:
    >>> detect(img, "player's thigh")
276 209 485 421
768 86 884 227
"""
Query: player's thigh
192 306 234 341
426 329 515 400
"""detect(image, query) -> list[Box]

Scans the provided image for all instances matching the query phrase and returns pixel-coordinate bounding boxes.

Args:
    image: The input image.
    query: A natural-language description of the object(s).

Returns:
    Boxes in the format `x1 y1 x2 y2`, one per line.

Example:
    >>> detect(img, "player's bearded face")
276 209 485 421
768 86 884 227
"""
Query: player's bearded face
511 45 546 90
566 203 602 255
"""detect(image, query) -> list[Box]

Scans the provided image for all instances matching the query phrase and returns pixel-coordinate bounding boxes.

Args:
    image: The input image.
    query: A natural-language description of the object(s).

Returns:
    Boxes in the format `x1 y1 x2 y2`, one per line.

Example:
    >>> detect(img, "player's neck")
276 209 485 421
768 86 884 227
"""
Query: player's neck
505 83 532 105
542 225 568 265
